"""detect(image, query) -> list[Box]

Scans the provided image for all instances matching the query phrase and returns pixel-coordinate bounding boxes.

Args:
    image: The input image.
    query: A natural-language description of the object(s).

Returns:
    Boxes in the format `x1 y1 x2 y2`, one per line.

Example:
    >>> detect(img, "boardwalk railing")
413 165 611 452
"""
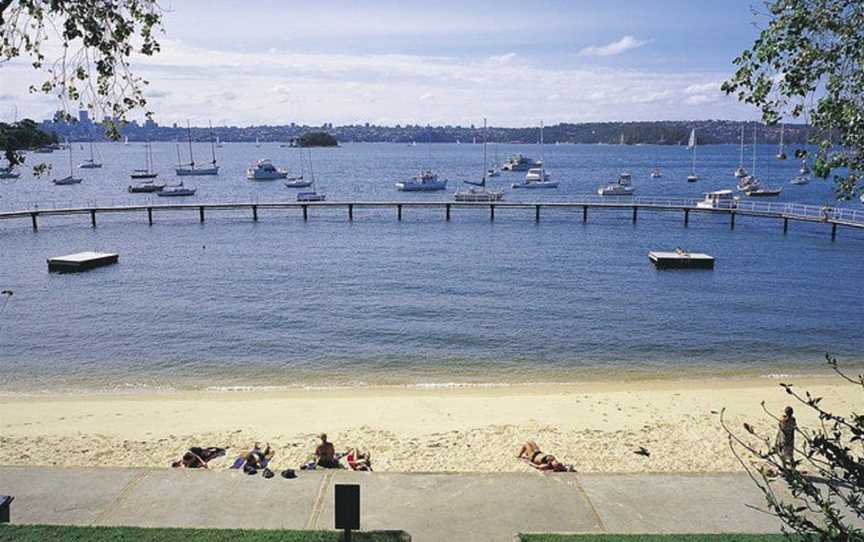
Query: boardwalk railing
1 196 863 239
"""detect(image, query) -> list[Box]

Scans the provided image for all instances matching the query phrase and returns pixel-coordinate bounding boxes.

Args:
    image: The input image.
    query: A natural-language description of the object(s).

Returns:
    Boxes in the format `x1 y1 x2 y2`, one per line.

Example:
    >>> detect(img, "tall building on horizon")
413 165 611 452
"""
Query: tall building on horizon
78 110 90 124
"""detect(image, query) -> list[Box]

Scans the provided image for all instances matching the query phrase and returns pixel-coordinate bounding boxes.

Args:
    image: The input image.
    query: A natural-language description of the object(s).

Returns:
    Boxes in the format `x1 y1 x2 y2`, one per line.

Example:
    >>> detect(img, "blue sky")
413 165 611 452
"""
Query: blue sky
1 0 769 126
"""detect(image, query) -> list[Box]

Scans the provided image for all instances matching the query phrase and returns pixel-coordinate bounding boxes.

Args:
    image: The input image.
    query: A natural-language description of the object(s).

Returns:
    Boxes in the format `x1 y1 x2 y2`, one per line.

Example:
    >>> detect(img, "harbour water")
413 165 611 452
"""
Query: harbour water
1 142 862 393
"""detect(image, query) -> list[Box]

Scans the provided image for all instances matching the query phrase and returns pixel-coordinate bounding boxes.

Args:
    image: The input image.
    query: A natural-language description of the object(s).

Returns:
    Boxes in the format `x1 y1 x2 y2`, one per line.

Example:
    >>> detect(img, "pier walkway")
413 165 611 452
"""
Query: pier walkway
0 466 786 541
1 196 863 240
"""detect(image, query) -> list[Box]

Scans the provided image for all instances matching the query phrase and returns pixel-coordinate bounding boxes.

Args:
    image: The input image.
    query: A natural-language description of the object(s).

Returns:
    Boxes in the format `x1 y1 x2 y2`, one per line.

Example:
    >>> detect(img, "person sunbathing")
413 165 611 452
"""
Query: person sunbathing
343 447 373 471
244 442 274 469
315 433 341 469
517 440 571 472
171 446 226 469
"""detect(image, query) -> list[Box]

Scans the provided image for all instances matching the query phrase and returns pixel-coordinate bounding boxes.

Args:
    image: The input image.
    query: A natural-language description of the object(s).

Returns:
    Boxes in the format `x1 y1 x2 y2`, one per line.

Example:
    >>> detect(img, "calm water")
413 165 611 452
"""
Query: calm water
1 142 862 393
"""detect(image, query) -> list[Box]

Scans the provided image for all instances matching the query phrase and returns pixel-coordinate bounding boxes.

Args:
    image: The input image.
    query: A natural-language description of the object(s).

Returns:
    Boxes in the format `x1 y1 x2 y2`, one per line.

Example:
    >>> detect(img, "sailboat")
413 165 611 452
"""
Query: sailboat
130 141 158 179
78 139 102 168
512 121 558 189
124 136 129 146
619 133 626 145
52 144 83 185
215 136 223 148
487 143 501 177
454 118 504 202
776 124 787 160
743 124 783 197
395 128 448 191
175 121 219 176
255 137 261 148
686 129 698 182
296 148 326 201
734 125 749 178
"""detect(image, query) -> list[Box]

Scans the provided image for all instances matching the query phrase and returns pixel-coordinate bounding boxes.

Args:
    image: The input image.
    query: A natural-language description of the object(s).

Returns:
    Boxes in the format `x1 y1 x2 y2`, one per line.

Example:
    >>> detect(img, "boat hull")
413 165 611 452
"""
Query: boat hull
176 167 219 176
512 182 558 189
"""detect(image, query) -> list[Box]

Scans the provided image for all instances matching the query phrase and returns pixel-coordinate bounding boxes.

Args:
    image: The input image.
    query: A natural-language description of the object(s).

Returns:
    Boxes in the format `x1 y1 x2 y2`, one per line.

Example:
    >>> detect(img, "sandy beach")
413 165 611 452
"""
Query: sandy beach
0 376 858 473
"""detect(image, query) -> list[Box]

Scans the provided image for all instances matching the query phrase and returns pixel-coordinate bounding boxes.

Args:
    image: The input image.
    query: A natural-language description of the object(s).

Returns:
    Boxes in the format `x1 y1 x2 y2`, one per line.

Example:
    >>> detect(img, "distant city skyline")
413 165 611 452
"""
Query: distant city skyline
2 1 767 126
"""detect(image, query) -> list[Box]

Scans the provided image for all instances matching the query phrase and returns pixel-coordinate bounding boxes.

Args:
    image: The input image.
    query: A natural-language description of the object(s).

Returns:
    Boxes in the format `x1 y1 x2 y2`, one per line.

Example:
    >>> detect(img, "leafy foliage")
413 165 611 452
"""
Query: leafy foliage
722 0 864 199
0 0 163 140
0 119 57 171
721 355 864 542
299 132 339 147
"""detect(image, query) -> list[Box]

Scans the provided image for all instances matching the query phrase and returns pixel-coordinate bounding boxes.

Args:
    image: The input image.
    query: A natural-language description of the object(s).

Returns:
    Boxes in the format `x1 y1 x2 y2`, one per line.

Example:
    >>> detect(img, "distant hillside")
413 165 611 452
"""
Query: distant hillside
41 118 810 146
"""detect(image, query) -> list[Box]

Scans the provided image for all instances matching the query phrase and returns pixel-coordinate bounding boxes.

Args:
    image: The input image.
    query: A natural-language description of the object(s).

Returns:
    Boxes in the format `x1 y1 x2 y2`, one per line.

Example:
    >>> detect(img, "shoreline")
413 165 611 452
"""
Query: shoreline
1 375 857 473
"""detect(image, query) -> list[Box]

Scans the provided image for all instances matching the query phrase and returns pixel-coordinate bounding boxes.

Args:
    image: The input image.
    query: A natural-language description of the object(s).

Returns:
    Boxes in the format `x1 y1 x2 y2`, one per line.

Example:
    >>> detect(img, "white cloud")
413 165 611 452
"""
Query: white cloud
685 82 721 95
578 36 648 57
418 93 434 102
487 52 517 66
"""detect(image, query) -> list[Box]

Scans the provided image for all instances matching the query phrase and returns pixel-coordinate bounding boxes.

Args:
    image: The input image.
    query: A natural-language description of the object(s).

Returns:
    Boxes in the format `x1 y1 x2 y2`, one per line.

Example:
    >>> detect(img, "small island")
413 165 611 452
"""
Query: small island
297 131 338 147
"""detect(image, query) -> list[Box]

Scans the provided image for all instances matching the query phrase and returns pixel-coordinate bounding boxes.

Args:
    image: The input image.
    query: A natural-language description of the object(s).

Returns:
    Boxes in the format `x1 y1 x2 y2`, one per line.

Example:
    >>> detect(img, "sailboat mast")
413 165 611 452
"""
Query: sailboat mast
482 118 488 186
539 120 544 169
739 126 744 167
186 121 194 167
209 121 216 165
752 124 757 176
68 143 73 176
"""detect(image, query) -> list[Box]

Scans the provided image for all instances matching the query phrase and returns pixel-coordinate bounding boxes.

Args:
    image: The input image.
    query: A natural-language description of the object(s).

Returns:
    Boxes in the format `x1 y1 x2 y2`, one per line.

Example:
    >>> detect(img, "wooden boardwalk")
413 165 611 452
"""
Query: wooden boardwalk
1 196 863 240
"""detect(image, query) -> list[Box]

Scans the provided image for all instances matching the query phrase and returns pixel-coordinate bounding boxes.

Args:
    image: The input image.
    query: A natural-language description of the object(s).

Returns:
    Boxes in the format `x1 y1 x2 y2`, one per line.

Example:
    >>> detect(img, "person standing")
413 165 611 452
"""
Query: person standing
777 406 797 468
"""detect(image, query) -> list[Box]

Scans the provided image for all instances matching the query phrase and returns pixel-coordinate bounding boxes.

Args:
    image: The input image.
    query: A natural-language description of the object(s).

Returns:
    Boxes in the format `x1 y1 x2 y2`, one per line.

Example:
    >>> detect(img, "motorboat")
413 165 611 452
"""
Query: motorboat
737 175 761 192
246 159 288 180
297 191 326 202
501 154 536 172
454 119 504 202
734 166 749 178
512 167 558 189
175 120 219 176
284 176 312 188
486 167 501 178
128 180 165 193
157 182 196 197
697 190 738 209
597 182 635 196
619 172 632 184
650 169 662 178
790 174 810 186
396 170 448 191
687 174 699 182
130 141 158 179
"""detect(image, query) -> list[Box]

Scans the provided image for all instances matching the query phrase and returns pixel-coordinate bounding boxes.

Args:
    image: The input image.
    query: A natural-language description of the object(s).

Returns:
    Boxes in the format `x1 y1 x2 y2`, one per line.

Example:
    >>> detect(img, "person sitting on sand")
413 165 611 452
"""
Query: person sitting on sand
171 446 226 469
245 442 274 469
315 433 341 469
517 440 572 472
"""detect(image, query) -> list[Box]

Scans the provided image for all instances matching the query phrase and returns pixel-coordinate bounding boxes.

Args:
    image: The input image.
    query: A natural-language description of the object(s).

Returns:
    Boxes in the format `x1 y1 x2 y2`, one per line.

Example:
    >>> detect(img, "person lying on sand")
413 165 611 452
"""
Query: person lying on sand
342 447 373 471
245 442 274 470
315 433 341 469
517 440 573 472
171 446 226 469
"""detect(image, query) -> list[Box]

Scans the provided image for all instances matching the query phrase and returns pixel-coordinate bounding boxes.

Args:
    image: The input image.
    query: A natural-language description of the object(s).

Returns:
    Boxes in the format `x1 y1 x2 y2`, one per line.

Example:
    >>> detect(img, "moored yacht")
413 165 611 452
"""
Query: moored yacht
454 119 504 202
396 170 448 191
130 140 158 179
128 180 166 193
512 122 558 189
246 159 288 180
501 154 536 172
697 190 738 209
78 140 102 168
597 173 635 196
175 121 219 176
157 182 196 197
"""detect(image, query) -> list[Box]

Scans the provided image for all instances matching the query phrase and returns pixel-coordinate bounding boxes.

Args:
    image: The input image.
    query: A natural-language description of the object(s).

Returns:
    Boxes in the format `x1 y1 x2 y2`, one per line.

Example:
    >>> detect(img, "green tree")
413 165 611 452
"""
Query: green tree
0 0 163 142
722 0 863 198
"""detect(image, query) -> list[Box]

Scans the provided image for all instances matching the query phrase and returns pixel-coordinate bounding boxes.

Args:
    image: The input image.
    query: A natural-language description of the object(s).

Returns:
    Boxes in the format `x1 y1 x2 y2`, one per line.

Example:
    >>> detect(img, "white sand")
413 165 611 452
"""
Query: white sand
0 377 857 472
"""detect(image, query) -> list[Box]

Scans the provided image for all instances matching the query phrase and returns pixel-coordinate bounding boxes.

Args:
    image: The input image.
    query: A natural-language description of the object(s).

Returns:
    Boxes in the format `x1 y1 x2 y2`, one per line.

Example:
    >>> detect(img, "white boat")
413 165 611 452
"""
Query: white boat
52 145 83 185
454 118 504 202
650 169 662 178
799 160 811 175
512 122 558 189
255 137 261 148
157 182 196 197
597 182 635 196
697 189 738 209
790 174 810 186
741 124 783 197
396 170 448 191
734 126 749 178
501 154 536 172
745 186 783 197
295 148 325 201
686 128 698 182
776 124 787 159
128 180 165 193
175 121 219 176
246 159 288 180
130 141 158 179
215 136 223 148
284 177 312 188
487 144 501 177
123 136 129 146
78 139 102 168
619 172 632 184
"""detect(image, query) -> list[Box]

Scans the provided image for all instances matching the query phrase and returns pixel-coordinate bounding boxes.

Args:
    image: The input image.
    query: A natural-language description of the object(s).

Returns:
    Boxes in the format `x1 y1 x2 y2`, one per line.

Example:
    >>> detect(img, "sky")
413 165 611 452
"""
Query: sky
0 0 770 127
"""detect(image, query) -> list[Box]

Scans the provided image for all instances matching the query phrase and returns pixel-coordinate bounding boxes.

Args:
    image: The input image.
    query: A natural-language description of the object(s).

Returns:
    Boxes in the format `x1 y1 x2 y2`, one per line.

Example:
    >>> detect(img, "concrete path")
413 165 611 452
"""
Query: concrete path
0 467 782 541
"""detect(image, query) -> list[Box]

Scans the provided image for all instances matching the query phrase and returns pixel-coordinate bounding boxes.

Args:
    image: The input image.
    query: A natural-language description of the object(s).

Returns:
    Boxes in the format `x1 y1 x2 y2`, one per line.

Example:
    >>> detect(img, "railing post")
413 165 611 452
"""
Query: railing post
684 209 689 227
30 212 37 231
199 206 205 223
831 223 837 241
252 205 258 222
535 204 540 223
397 204 402 221
632 206 637 224
582 206 588 223
730 211 736 230
783 217 788 234
490 204 495 222
446 203 451 221
348 204 353 222
302 204 308 221
147 207 153 226
90 209 96 227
